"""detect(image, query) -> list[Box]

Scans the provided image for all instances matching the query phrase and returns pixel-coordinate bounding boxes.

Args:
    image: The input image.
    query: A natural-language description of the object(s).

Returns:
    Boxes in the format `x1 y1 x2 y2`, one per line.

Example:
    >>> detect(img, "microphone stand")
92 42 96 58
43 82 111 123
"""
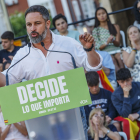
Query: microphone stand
41 42 77 69
6 43 31 86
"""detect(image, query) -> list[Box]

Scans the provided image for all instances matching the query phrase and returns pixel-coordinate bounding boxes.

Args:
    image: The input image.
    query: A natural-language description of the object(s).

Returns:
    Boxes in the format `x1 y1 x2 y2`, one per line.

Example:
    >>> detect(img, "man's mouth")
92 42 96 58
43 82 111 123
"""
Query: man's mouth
31 33 38 37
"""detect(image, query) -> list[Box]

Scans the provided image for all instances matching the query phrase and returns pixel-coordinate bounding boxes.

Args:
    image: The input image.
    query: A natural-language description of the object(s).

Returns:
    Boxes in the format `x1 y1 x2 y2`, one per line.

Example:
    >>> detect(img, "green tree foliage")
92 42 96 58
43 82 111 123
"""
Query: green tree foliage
49 15 54 29
10 12 26 37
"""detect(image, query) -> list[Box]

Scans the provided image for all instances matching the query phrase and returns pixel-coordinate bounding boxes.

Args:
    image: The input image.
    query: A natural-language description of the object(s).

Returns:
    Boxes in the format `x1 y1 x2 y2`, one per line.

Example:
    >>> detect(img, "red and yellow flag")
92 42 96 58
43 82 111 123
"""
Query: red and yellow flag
97 69 114 93
114 116 140 140
4 120 8 123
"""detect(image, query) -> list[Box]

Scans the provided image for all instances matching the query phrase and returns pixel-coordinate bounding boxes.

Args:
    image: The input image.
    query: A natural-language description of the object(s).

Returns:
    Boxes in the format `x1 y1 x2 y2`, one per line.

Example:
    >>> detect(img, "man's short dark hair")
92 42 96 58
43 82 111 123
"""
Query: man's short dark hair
1 31 14 40
25 5 50 21
52 14 67 28
116 68 131 81
86 71 99 87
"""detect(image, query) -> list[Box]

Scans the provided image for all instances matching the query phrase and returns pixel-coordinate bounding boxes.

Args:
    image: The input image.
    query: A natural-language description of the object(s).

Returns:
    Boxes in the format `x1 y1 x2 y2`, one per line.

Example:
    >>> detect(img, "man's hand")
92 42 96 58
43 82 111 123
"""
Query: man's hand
79 32 94 49
128 113 139 121
123 86 132 98
106 115 112 124
8 56 13 61
2 56 13 63
3 58 7 63
107 35 114 44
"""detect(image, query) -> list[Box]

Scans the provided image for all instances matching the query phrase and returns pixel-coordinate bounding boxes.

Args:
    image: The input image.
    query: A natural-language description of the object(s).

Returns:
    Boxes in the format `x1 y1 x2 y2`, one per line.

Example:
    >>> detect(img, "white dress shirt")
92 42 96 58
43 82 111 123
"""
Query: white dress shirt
0 112 29 140
2 31 102 85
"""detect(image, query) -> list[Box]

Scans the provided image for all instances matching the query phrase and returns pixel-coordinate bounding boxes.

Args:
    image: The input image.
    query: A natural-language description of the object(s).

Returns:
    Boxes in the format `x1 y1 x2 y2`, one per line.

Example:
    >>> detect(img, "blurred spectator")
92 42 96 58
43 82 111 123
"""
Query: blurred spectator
92 7 124 72
111 68 140 120
96 50 117 89
0 31 21 64
88 108 120 140
133 0 140 29
52 14 80 42
85 71 120 131
0 111 29 140
3 60 11 71
122 25 140 82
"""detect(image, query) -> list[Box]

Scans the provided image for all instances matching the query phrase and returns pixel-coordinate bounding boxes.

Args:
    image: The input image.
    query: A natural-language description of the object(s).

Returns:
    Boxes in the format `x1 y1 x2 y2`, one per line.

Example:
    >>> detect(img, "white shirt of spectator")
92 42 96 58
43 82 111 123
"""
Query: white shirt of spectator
2 31 102 85
0 112 29 140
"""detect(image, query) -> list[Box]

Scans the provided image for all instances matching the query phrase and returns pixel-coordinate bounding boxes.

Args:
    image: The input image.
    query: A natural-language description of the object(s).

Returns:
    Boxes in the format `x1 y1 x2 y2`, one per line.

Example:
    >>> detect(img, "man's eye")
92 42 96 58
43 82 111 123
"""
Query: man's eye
27 24 31 26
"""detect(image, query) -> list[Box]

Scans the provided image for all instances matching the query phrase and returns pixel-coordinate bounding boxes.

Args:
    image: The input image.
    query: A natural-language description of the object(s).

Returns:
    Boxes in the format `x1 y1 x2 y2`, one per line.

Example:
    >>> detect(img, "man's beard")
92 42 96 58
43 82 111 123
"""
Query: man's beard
28 27 47 44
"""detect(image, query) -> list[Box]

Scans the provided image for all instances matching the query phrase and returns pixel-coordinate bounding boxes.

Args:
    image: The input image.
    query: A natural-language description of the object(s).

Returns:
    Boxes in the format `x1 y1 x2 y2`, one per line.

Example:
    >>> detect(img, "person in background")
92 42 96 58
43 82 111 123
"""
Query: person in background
2 60 11 71
52 14 80 42
88 108 120 140
85 71 120 131
92 7 124 72
96 50 117 89
122 25 140 82
0 31 21 64
111 68 140 120
0 110 29 140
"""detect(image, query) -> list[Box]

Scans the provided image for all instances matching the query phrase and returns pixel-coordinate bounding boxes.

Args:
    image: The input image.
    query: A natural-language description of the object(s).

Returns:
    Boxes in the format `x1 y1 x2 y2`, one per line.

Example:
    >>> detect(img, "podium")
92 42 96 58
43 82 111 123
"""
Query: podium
1 68 90 140
25 108 86 140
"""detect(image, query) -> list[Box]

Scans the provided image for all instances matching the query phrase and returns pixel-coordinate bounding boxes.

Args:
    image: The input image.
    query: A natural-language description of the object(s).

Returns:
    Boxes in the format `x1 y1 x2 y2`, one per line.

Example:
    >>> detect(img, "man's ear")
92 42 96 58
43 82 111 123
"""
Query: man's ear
117 80 120 85
46 20 51 29
11 40 14 45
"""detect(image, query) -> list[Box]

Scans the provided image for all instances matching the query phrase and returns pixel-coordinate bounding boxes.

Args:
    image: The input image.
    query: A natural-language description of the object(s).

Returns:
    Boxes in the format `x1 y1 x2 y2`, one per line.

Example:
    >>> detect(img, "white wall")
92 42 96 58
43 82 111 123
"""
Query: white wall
79 0 96 26
60 0 74 30
0 0 12 49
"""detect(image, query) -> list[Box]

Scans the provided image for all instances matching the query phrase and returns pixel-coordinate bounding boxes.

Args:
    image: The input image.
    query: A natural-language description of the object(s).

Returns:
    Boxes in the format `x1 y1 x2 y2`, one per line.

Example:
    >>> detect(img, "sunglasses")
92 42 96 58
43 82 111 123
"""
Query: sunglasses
137 7 140 11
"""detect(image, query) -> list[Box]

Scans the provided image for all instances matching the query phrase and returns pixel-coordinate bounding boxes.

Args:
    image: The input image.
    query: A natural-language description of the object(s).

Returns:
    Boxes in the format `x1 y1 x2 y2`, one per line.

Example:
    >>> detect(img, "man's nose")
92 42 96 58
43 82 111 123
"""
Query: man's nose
93 87 96 90
31 25 36 31
124 81 127 86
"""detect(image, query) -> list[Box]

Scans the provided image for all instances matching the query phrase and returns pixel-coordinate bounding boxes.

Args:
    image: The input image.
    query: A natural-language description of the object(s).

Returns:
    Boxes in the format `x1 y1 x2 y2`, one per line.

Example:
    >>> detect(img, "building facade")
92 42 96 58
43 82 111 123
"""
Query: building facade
27 0 99 32
0 0 12 49
5 0 29 16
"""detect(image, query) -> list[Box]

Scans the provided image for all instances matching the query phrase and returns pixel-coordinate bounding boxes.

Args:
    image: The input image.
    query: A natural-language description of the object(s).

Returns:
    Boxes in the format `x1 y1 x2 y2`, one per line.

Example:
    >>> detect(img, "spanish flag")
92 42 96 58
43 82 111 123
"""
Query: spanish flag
4 120 8 123
97 69 114 93
114 116 140 140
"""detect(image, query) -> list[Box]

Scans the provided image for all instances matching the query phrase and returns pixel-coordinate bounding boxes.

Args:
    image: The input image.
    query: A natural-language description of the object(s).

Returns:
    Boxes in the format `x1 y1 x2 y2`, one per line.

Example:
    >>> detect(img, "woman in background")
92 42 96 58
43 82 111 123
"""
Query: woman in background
122 25 140 82
89 108 120 140
92 7 124 72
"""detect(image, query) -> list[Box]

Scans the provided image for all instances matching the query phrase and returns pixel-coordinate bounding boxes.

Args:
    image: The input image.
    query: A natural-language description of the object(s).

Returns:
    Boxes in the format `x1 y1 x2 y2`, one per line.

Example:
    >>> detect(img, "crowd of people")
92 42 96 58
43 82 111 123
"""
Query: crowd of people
0 0 140 140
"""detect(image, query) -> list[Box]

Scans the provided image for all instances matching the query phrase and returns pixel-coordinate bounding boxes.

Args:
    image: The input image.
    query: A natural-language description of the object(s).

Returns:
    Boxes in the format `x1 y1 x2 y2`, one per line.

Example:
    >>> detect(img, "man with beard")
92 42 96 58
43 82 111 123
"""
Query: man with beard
0 5 102 140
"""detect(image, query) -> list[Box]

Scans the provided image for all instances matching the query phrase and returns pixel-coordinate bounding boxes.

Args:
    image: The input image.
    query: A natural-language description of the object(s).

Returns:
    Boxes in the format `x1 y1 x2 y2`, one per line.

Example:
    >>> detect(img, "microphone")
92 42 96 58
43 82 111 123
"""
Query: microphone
6 43 31 86
41 42 77 69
